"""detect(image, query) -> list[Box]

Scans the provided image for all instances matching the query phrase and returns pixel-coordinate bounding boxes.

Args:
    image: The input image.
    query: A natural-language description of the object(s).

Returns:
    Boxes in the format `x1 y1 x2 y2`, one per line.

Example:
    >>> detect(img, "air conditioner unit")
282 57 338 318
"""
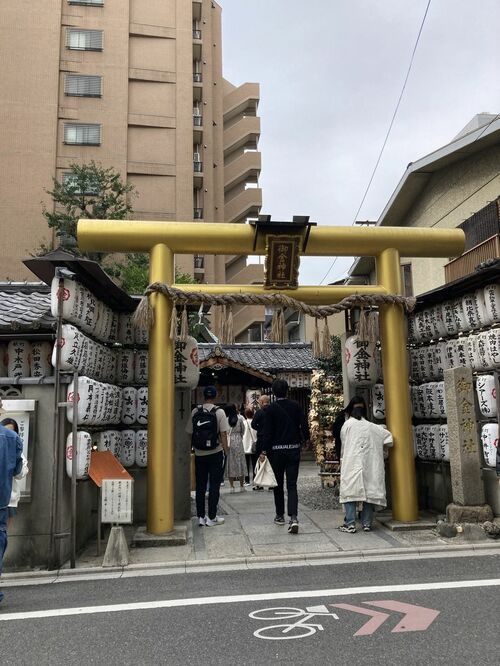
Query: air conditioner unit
193 152 201 162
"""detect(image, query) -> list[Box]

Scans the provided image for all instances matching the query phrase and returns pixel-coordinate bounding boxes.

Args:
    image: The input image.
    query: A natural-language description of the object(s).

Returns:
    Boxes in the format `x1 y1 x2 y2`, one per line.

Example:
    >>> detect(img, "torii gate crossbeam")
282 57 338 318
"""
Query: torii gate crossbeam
78 220 464 534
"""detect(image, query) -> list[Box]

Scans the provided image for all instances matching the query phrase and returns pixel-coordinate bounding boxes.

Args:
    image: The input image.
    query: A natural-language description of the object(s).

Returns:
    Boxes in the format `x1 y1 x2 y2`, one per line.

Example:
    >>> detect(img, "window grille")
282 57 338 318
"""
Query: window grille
68 0 104 6
64 123 101 145
65 74 102 97
66 28 103 51
62 172 99 195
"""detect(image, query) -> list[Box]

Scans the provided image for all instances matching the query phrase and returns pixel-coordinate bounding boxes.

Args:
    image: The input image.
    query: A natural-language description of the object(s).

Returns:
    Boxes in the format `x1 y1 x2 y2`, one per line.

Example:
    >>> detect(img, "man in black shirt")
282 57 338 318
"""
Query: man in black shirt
251 394 270 491
261 379 309 534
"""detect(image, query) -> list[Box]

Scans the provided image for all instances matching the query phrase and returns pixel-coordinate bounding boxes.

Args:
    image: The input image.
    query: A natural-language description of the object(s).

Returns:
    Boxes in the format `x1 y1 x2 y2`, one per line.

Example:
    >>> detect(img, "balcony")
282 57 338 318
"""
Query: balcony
193 72 202 83
193 161 203 172
192 0 202 22
223 82 259 123
192 29 201 39
193 208 203 220
224 116 260 157
193 114 203 126
444 234 500 283
194 255 205 270
233 306 265 342
224 151 261 192
225 187 262 223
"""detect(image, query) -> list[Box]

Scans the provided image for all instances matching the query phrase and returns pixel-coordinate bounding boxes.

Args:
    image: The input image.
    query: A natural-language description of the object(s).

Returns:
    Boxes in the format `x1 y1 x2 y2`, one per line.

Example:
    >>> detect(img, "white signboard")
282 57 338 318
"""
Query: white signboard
101 479 133 524
1 399 35 497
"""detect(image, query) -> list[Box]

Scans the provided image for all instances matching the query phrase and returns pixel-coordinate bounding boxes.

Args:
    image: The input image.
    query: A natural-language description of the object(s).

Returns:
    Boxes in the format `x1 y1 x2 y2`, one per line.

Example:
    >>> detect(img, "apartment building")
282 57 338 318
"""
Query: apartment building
0 0 264 340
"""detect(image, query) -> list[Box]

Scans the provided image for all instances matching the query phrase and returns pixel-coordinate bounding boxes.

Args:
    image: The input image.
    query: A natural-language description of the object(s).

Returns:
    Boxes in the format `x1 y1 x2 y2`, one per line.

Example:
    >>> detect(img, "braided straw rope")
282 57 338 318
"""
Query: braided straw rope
133 282 416 331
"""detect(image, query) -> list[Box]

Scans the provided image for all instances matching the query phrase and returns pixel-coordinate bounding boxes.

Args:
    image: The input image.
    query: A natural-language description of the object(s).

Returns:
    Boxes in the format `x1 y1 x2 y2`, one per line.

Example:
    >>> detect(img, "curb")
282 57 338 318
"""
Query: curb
2 541 499 585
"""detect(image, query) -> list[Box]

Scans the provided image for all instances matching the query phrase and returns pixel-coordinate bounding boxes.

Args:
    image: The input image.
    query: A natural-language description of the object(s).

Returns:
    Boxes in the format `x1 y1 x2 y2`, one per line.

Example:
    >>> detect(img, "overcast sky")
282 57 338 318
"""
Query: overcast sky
221 0 500 284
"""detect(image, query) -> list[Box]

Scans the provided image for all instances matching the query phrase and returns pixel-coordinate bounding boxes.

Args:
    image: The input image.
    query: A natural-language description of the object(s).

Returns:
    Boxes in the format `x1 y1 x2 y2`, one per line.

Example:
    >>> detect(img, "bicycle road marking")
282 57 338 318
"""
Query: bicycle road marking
1 578 499 622
249 605 340 641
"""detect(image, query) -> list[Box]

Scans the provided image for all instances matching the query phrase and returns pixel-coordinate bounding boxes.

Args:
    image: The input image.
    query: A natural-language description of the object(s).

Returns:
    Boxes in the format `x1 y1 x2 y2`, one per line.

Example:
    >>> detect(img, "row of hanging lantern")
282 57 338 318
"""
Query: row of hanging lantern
65 429 149 479
407 284 500 343
0 340 53 378
413 424 449 462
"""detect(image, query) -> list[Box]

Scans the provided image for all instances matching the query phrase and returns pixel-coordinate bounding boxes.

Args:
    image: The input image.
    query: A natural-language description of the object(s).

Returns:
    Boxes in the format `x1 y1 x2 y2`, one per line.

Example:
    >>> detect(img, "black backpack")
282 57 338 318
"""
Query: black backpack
191 406 219 451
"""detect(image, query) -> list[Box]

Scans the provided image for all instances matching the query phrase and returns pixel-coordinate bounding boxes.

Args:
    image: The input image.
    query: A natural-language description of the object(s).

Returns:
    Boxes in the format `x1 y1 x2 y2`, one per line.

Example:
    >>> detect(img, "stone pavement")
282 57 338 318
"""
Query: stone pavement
67 461 500 572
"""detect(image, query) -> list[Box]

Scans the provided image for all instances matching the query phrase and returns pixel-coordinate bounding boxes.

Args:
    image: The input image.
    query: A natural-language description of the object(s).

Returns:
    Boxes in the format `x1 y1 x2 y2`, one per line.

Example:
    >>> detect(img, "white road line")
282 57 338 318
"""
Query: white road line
1 578 500 622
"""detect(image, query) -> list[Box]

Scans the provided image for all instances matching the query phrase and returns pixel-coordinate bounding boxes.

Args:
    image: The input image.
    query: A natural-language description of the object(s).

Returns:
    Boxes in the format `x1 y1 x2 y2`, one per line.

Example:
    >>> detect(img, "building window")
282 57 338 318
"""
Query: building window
68 0 104 5
64 74 102 97
401 263 413 297
66 28 103 51
62 172 99 195
64 123 101 145
248 324 263 342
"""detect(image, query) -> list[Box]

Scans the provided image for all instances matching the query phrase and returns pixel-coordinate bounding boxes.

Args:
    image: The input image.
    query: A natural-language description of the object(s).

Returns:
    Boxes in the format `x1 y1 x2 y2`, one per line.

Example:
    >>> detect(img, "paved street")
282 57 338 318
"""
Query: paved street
0 553 498 665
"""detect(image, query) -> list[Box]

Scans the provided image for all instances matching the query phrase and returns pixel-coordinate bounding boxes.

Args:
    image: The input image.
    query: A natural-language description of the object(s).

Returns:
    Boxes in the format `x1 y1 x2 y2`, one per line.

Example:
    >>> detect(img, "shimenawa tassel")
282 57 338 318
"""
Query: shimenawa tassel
226 306 234 344
313 317 321 358
133 294 154 330
357 307 369 341
321 318 332 358
180 305 189 341
169 301 178 340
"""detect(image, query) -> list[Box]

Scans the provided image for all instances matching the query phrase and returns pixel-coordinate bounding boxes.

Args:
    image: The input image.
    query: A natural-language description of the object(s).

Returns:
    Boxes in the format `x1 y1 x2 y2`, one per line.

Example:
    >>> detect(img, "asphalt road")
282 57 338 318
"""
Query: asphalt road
0 554 499 665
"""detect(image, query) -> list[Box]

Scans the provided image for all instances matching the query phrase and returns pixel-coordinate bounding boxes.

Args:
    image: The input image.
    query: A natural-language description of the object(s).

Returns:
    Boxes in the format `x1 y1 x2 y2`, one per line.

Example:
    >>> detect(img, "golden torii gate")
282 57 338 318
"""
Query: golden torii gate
78 220 465 533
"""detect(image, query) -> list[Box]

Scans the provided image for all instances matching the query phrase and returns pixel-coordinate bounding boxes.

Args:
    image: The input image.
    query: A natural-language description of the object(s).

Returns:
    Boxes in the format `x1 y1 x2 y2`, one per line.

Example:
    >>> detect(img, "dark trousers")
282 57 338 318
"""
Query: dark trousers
195 450 224 520
268 448 300 518
0 507 8 603
245 453 258 483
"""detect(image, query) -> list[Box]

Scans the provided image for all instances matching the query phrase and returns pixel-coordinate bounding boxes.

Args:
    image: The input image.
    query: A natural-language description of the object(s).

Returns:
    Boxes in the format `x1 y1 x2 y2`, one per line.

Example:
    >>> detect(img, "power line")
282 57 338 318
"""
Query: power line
320 0 432 285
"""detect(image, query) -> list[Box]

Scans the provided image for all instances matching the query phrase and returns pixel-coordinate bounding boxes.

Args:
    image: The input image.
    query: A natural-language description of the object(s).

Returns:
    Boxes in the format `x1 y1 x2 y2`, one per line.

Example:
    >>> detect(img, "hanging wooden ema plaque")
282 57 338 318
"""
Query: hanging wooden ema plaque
264 235 301 289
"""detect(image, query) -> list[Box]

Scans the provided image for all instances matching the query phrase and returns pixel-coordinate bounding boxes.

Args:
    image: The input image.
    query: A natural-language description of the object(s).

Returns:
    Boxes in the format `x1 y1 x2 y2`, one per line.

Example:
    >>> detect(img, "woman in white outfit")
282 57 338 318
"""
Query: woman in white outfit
1 418 29 523
224 405 247 492
242 406 257 485
338 397 393 533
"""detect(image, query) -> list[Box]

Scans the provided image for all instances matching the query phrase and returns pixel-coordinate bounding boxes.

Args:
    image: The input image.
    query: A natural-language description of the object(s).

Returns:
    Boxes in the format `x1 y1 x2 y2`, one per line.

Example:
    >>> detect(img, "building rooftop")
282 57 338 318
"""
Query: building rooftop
0 287 54 332
198 343 318 373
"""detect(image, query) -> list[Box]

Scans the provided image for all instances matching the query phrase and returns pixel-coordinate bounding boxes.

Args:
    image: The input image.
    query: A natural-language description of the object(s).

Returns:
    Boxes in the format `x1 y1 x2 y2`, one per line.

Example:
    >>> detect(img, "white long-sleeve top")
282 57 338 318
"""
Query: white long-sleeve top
339 417 393 507
242 418 257 454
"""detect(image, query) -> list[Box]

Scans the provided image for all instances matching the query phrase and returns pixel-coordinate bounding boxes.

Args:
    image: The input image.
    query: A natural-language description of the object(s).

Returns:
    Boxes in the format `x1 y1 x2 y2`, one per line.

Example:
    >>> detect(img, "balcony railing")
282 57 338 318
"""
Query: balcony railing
194 161 203 172
194 255 205 269
193 115 203 126
193 72 202 83
193 208 203 219
444 234 500 283
192 29 201 39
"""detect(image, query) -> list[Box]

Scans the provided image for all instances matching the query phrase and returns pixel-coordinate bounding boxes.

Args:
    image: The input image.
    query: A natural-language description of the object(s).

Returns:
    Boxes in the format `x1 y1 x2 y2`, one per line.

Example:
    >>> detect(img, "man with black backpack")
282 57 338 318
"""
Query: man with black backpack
186 386 229 527
261 379 309 534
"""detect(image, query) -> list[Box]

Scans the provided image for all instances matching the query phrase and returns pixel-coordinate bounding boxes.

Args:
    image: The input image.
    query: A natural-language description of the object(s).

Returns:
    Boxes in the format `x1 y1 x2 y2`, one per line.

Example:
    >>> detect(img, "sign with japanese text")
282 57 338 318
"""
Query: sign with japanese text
101 479 133 524
264 235 300 289
1 399 35 499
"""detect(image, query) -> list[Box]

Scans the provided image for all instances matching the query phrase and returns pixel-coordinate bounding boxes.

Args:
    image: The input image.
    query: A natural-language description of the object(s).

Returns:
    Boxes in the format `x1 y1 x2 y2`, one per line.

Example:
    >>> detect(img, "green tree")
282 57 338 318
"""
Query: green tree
317 334 342 375
41 161 136 255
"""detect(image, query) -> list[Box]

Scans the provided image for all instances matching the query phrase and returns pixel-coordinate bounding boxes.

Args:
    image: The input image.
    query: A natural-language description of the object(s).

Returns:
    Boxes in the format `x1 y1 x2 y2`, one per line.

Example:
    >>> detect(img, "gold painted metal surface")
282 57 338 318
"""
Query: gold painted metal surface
148 244 174 534
172 283 387 305
78 220 465 258
377 248 418 522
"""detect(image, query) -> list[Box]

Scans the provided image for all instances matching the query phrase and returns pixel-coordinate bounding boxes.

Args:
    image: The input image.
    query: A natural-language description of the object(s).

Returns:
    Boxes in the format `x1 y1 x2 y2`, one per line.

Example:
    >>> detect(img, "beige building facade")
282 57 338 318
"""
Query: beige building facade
348 114 500 294
0 0 264 339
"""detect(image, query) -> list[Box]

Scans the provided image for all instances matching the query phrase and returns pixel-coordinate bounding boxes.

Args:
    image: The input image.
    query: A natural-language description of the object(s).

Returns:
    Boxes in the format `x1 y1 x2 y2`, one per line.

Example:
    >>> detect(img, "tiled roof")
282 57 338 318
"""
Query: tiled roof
0 289 54 332
198 343 318 372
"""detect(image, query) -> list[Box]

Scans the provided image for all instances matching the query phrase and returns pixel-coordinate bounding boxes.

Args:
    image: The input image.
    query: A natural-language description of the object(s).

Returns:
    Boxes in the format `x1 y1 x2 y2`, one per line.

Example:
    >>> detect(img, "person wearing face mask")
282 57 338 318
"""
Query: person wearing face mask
338 396 393 533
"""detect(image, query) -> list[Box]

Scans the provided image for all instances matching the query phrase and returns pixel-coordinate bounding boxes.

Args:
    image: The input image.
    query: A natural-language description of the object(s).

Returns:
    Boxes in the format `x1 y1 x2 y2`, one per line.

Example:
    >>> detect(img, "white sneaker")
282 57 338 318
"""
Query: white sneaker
205 515 225 526
198 517 206 527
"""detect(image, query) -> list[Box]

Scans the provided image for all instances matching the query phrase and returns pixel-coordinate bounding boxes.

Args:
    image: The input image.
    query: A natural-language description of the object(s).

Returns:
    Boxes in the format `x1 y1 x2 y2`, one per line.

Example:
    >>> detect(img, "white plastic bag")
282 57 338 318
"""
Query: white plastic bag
253 456 277 489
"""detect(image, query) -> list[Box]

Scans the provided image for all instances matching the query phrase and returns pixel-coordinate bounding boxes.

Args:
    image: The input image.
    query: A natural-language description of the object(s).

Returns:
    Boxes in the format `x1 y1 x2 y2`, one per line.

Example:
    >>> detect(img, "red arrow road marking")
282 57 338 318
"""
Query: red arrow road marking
364 601 440 632
331 604 391 636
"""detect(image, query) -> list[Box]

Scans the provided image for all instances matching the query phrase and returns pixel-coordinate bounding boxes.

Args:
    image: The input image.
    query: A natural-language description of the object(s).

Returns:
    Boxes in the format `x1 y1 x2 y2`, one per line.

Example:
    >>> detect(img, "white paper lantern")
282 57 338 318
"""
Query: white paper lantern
66 431 92 479
452 297 469 332
465 334 483 371
345 336 378 386
137 387 148 425
409 348 420 382
50 277 85 321
414 425 428 460
110 431 122 458
121 387 137 424
439 424 449 462
476 375 497 417
474 288 492 328
455 337 469 368
433 341 448 378
416 347 431 381
414 311 427 342
66 376 96 425
96 430 113 453
423 382 439 418
425 346 439 381
426 424 441 461
436 381 446 417
78 288 99 336
30 341 53 377
486 328 500 368
117 349 135 384
476 331 493 370
484 283 500 324
480 423 498 468
110 386 123 424
174 337 200 389
415 384 426 419
109 313 119 342
118 312 135 345
429 305 447 339
135 324 149 346
7 340 30 378
134 350 148 384
119 430 136 468
441 301 458 337
445 338 460 369
407 314 418 343
135 430 148 467
371 383 385 420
